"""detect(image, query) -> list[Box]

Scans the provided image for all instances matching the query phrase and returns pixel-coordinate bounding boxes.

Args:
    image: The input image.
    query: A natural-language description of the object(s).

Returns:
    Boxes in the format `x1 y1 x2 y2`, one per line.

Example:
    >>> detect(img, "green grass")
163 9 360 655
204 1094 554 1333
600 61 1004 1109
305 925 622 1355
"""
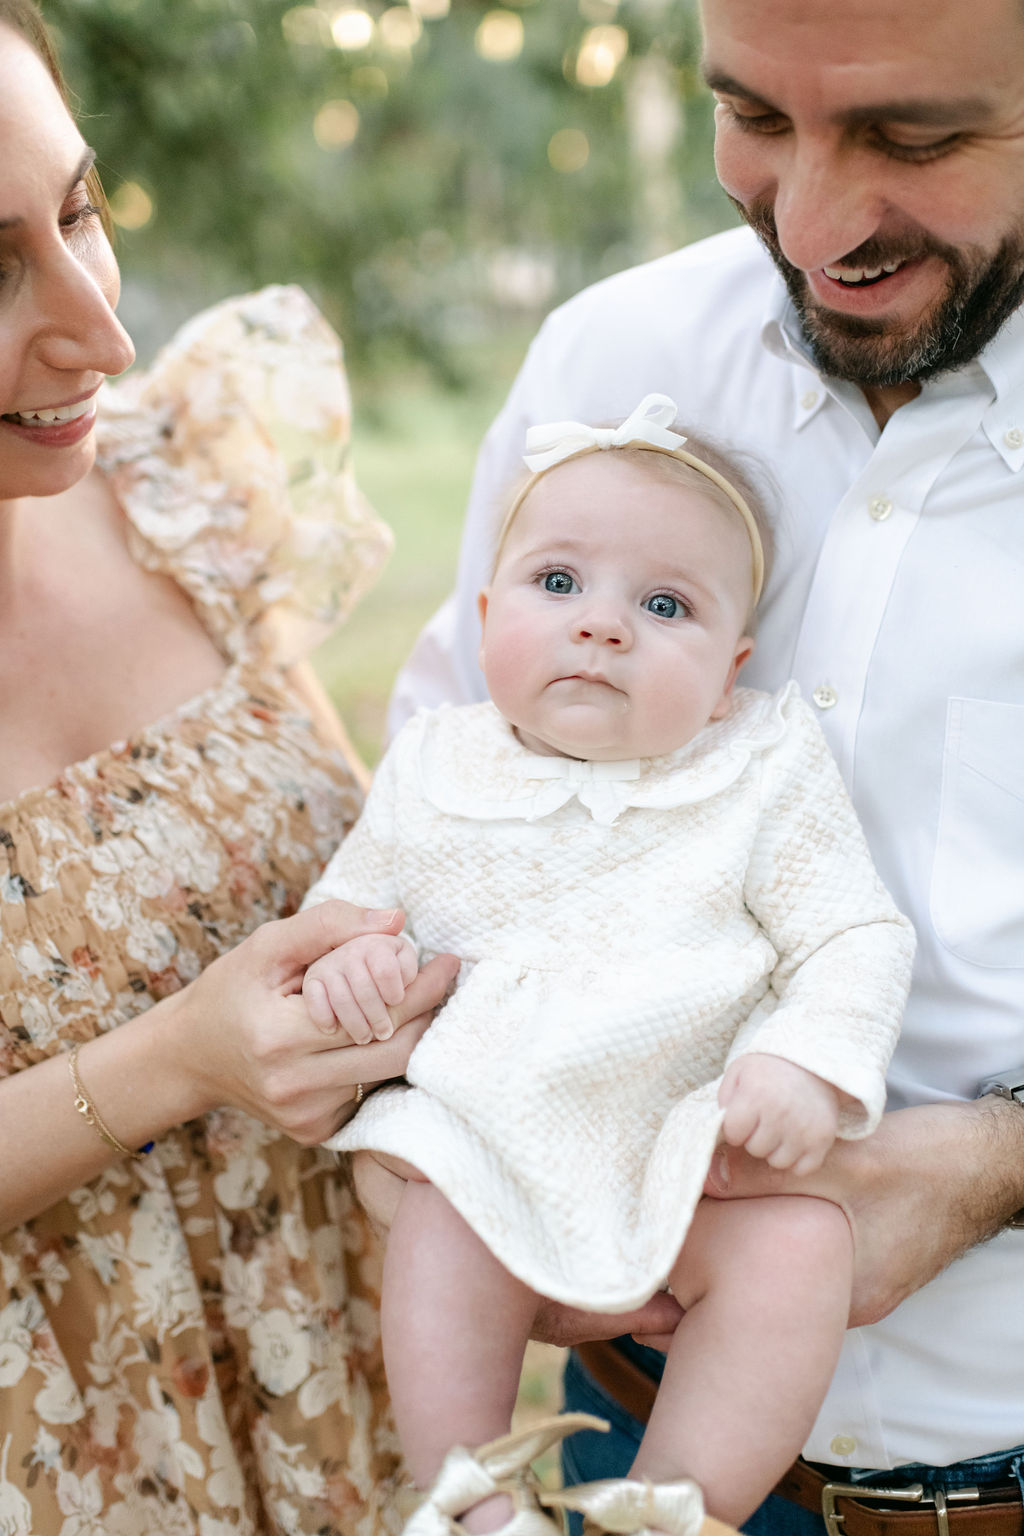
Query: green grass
313 332 529 765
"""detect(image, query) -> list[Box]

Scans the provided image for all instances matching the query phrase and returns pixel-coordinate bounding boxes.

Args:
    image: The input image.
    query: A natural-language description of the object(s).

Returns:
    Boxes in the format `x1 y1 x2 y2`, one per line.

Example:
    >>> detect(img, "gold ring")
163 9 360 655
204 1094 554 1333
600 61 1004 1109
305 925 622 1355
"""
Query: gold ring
354 1083 365 1106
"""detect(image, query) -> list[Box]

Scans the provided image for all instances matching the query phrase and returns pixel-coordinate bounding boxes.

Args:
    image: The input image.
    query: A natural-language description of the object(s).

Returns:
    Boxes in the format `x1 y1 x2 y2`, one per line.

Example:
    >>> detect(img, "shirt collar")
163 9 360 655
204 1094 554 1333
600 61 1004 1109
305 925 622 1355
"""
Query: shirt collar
760 271 1024 470
760 279 829 432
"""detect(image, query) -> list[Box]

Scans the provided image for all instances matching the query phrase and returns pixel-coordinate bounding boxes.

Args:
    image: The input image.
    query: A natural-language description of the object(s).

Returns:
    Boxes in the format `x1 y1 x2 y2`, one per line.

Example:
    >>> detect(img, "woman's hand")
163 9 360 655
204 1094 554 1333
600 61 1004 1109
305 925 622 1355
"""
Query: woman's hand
703 1099 1024 1326
158 900 459 1144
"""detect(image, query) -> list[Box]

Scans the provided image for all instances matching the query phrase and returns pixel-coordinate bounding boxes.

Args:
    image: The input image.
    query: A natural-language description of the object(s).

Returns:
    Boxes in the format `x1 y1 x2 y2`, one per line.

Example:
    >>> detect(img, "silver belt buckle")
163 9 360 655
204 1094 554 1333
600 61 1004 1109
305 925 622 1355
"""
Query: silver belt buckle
821 1480 981 1536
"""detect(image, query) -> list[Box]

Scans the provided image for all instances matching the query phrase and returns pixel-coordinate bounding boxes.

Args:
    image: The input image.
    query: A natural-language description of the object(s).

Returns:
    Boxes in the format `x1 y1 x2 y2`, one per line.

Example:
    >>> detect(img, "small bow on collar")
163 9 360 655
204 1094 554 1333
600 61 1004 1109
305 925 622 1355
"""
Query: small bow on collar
522 755 642 784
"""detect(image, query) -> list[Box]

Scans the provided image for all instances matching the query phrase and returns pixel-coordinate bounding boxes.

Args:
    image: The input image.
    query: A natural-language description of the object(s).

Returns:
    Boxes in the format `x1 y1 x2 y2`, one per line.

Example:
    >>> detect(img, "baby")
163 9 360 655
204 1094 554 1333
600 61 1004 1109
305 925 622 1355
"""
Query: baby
300 396 914 1535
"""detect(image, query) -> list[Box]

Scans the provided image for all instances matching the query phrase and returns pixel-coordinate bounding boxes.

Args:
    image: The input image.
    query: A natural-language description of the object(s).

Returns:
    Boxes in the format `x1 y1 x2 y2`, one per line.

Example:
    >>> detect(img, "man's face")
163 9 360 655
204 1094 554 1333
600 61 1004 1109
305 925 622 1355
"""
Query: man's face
702 0 1024 387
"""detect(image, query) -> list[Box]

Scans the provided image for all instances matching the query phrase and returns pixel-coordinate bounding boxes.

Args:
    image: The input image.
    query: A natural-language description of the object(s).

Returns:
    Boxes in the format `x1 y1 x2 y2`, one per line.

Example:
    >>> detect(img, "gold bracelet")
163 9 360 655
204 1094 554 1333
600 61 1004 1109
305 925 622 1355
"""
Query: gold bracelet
68 1043 152 1160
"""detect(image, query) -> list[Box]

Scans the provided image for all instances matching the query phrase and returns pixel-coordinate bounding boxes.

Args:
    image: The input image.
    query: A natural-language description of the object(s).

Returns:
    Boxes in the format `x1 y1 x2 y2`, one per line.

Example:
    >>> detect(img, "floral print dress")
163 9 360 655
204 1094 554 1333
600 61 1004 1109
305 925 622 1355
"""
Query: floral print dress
0 288 400 1536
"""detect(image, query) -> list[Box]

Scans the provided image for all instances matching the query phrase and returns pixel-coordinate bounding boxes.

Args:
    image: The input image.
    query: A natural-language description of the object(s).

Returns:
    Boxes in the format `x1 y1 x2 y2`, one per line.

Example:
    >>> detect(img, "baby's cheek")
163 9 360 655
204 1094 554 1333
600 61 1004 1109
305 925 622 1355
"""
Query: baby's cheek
481 613 542 718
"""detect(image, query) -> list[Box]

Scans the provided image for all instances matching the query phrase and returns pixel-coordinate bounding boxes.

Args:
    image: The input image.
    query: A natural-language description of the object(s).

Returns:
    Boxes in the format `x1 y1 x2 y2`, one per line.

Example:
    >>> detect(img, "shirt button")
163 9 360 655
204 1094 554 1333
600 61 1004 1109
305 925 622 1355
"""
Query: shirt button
830 1435 858 1457
813 684 838 710
868 496 893 521
801 390 819 410
1004 427 1024 449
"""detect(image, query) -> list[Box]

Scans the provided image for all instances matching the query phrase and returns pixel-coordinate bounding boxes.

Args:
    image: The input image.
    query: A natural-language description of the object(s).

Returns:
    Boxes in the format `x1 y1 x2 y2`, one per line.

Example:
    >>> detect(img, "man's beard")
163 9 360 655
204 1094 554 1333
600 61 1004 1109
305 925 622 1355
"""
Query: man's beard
738 199 1024 387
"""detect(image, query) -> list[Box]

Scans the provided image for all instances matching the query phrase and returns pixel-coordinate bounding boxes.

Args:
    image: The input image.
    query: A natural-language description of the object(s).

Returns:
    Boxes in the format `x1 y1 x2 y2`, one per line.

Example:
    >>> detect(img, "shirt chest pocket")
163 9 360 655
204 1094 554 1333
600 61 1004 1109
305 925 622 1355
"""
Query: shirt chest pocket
930 697 1024 969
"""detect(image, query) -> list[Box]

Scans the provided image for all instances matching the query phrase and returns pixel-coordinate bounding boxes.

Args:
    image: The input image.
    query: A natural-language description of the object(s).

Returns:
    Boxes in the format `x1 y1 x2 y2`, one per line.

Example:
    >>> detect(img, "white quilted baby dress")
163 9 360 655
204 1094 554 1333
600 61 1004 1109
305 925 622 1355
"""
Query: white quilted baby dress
311 685 914 1311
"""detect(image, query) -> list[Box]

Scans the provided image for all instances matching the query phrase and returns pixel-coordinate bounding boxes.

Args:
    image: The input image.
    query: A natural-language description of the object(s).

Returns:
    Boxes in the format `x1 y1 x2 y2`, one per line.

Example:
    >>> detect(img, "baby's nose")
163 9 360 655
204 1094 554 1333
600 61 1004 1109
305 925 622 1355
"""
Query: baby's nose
571 608 631 647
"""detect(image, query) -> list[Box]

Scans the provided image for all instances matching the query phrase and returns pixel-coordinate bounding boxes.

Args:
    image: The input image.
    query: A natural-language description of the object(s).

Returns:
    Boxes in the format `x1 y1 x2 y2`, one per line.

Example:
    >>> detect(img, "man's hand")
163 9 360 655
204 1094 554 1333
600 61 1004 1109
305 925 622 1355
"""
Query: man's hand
302 932 418 1043
532 1291 685 1352
719 1053 840 1175
704 1098 1024 1326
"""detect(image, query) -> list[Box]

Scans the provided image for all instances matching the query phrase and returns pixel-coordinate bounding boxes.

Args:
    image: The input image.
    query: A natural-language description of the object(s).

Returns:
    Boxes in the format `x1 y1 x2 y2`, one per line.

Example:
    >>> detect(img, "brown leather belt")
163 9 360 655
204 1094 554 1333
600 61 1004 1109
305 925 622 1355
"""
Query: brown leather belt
573 1341 1024 1535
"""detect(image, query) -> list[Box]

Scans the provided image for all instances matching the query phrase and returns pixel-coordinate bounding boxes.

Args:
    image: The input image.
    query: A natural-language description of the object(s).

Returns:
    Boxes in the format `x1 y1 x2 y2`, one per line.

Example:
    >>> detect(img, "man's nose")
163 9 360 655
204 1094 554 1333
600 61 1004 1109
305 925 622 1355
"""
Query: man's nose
771 140 885 274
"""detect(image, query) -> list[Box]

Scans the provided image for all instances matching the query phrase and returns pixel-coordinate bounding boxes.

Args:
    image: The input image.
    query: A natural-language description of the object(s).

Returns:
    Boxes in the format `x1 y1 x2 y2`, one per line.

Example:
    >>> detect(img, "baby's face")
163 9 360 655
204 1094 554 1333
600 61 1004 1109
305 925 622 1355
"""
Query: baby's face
478 453 755 761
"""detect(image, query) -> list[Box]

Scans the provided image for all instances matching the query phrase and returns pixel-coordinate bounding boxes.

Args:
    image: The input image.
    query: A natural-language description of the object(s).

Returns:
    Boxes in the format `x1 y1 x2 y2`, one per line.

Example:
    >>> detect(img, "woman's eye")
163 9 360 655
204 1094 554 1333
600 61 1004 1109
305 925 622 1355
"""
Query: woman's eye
643 593 685 619
59 187 101 233
541 571 578 594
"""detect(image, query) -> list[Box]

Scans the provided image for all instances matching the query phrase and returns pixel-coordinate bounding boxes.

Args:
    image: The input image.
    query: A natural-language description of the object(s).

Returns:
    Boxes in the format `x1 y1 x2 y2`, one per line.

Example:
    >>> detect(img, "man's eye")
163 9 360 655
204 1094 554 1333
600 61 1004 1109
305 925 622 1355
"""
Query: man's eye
541 571 578 594
643 593 685 619
717 100 787 135
872 128 963 162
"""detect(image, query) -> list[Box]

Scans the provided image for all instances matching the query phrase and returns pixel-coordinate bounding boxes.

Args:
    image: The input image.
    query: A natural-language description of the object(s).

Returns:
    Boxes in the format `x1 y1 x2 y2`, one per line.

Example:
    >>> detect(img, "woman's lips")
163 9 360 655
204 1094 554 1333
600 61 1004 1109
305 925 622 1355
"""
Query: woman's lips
1 391 99 447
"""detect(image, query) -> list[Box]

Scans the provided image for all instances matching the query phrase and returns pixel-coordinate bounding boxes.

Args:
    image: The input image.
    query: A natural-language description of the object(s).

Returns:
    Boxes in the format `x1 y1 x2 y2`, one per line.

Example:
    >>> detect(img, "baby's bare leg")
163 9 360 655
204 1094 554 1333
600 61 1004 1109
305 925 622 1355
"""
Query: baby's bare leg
631 1195 852 1529
383 1179 539 1534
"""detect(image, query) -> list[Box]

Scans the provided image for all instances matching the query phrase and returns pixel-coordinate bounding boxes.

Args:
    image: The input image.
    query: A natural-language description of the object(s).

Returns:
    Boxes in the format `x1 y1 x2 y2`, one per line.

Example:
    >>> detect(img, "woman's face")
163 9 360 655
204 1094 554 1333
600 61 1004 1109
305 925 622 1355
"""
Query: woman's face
0 25 134 506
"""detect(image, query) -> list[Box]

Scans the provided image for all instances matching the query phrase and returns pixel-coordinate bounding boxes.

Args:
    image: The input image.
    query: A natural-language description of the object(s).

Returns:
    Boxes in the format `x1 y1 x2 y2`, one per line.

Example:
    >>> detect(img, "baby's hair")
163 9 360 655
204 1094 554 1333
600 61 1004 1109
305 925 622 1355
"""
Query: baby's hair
490 421 776 620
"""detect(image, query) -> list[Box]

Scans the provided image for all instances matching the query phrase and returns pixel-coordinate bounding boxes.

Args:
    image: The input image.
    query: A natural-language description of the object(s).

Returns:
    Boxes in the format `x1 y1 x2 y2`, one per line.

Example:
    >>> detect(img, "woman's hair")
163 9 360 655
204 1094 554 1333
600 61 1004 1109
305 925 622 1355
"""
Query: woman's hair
0 0 112 235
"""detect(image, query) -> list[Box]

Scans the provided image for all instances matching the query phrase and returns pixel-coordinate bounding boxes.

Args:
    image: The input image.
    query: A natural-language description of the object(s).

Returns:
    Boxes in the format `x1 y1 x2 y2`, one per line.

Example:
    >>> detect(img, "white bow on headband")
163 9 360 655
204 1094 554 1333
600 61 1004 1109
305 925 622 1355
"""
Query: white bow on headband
517 392 766 603
523 393 685 472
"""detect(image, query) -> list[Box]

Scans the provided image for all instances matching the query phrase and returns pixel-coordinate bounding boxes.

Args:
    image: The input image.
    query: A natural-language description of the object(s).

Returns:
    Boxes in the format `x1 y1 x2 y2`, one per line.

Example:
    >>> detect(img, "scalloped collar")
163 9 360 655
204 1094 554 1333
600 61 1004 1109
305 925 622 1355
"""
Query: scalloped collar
414 684 795 827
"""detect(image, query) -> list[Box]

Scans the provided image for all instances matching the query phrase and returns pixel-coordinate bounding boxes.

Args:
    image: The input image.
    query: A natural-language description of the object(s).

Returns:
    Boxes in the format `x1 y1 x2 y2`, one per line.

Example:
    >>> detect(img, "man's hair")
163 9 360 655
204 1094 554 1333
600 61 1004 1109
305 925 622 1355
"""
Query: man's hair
0 0 112 236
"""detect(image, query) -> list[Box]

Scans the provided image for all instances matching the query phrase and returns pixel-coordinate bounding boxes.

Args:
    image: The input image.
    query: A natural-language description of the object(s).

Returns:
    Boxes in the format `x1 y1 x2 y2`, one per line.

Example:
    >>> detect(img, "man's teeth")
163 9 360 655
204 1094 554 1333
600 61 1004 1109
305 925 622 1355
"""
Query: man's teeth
6 397 94 425
823 261 903 285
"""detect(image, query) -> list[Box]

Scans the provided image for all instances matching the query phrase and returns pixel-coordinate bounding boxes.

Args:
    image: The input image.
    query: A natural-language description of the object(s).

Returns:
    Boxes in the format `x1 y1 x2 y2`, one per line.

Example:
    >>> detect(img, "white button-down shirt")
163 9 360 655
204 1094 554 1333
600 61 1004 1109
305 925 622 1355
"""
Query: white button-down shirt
391 225 1024 1470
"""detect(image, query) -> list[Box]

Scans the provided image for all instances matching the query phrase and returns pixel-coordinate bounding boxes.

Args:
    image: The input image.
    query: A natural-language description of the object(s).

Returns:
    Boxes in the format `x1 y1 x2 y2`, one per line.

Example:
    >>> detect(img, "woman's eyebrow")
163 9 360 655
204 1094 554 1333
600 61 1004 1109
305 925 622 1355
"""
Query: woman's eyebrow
0 146 97 231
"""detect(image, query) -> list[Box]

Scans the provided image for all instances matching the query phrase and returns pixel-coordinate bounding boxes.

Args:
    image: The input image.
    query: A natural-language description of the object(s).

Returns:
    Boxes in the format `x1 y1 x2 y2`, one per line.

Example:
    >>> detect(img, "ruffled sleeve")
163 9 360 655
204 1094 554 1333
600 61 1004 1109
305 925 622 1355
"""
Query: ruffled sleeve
95 284 392 665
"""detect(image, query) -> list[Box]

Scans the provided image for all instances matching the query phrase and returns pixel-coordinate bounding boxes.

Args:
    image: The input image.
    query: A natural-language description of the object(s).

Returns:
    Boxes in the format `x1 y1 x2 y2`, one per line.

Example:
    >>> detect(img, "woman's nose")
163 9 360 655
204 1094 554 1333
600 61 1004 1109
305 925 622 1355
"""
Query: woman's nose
35 244 135 380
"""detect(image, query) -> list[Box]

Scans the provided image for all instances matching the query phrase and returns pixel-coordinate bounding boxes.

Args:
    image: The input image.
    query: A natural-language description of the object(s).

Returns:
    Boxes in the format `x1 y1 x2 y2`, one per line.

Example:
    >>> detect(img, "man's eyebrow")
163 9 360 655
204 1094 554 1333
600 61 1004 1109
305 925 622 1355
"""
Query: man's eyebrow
0 146 97 232
840 99 994 128
701 68 993 130
701 68 766 102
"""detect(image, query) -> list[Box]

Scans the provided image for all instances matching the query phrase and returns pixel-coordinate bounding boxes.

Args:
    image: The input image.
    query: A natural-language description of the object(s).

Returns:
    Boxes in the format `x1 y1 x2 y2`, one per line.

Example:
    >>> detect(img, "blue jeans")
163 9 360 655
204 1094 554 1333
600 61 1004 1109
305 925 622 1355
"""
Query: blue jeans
561 1341 1024 1535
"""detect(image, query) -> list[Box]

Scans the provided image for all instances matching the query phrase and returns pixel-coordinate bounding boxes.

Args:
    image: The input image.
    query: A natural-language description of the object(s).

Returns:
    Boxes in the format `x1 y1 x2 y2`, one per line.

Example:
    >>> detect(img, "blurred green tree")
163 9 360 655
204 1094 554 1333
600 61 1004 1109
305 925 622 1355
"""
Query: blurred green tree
47 0 735 377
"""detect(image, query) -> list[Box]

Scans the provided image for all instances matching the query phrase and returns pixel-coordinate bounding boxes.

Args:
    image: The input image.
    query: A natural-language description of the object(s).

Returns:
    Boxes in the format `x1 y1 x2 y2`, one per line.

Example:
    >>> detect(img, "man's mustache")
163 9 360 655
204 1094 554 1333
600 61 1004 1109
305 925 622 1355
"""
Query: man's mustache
733 195 952 277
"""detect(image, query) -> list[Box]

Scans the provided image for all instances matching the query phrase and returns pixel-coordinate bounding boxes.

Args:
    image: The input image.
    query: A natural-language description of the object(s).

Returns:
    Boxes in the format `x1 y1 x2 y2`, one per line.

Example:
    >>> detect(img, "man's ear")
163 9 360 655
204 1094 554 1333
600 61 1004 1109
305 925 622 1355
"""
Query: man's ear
709 635 755 720
477 588 490 668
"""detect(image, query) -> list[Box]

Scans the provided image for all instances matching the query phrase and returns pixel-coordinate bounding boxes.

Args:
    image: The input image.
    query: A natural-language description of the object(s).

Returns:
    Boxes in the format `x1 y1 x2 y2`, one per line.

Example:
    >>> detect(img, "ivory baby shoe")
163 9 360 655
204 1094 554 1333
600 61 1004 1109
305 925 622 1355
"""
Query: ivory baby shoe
402 1413 610 1536
543 1475 710 1536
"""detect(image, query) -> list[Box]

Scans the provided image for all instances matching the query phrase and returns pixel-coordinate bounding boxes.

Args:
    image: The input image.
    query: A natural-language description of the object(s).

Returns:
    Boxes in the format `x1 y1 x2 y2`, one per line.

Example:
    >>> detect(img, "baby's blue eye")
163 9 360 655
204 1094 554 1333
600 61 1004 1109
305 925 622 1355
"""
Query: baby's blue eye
542 571 578 594
644 593 683 618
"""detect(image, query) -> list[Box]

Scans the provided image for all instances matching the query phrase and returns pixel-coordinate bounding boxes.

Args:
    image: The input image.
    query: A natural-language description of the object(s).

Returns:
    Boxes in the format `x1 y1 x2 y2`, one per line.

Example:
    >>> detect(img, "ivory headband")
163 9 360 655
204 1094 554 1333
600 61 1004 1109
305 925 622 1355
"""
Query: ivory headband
505 393 765 604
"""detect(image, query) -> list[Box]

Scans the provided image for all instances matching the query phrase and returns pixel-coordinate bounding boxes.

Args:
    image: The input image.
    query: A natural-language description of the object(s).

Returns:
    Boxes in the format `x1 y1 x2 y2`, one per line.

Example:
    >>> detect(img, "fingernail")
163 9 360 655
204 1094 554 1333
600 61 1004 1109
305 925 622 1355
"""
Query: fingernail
368 908 400 928
714 1150 730 1190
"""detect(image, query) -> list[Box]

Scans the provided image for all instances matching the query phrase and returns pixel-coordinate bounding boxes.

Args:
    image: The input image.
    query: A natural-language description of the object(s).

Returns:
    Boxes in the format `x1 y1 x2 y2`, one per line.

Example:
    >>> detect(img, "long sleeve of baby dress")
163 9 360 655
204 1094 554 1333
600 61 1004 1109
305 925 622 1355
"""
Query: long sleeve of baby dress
311 684 915 1311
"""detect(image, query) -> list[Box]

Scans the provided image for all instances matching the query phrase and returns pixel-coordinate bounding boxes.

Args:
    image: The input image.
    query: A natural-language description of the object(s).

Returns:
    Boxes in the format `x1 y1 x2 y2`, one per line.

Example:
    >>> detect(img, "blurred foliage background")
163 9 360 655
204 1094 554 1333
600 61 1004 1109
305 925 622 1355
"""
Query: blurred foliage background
49 0 737 757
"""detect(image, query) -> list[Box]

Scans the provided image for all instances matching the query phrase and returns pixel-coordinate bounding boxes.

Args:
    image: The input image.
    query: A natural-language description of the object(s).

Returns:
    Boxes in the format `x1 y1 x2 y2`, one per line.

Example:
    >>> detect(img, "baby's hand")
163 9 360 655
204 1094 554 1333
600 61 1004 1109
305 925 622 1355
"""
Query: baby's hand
717 1053 840 1176
302 933 418 1044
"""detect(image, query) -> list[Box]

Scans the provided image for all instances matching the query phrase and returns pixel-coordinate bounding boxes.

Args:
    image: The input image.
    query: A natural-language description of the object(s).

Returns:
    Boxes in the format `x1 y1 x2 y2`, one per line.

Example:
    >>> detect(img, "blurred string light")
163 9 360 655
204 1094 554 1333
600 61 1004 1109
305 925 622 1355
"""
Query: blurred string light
331 7 375 50
475 10 525 61
281 5 332 45
314 98 360 147
547 127 589 172
574 23 628 85
109 180 153 229
408 0 450 15
379 6 423 50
